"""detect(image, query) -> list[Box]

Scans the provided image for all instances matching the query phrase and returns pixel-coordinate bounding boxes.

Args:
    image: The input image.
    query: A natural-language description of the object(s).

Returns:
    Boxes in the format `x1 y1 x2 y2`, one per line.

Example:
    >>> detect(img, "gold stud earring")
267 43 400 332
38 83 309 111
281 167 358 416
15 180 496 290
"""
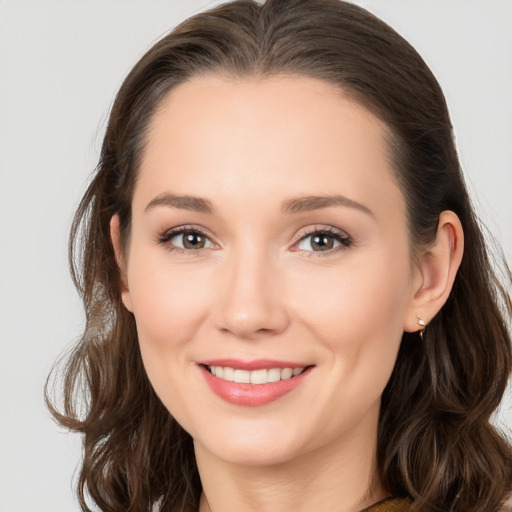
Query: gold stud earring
416 314 426 339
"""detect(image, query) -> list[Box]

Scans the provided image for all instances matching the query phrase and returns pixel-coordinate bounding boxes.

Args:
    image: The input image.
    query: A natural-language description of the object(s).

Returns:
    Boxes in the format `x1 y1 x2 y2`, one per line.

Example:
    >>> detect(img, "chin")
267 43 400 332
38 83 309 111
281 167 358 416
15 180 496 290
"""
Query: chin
192 417 315 468
203 440 301 467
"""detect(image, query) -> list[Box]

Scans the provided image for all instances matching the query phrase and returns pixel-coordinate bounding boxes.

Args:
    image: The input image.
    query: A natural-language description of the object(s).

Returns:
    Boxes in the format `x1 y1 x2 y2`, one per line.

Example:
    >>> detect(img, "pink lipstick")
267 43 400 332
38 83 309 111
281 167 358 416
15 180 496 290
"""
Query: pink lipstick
198 359 313 406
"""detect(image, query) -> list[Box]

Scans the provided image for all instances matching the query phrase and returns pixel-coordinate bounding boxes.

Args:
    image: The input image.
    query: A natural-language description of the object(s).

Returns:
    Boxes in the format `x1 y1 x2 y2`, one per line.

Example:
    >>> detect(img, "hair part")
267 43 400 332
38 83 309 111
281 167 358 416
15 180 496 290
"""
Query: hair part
46 1 512 511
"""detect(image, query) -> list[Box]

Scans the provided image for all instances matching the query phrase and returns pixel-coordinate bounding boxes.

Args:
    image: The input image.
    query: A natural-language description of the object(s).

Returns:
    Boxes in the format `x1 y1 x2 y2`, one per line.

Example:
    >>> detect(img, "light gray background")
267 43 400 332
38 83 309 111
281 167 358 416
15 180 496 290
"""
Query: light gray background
1 1 511 511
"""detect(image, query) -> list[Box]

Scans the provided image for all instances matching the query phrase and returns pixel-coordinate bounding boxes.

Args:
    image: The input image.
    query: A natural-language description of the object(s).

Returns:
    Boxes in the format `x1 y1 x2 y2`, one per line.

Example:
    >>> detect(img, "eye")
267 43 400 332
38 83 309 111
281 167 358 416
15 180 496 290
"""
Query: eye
158 227 217 252
294 227 352 253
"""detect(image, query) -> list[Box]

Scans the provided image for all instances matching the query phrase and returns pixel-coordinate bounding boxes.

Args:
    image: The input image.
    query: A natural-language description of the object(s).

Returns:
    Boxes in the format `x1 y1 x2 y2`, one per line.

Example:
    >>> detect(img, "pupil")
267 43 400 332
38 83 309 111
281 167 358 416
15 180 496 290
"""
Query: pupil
183 231 205 249
312 234 333 251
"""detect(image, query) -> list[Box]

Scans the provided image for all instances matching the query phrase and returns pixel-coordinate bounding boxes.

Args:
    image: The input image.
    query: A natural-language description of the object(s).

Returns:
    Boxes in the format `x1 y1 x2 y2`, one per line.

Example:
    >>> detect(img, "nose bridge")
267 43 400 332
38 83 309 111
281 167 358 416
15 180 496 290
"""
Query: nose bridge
213 242 288 338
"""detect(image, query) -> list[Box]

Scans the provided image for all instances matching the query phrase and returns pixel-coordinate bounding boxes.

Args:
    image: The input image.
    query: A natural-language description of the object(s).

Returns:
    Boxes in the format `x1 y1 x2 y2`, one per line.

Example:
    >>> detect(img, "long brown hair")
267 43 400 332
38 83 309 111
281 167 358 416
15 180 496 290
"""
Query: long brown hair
46 0 512 510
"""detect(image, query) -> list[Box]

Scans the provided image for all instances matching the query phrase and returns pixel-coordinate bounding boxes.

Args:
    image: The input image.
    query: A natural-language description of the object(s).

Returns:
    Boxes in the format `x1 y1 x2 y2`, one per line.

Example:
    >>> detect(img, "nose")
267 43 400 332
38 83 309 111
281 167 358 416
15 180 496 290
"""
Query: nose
212 249 290 339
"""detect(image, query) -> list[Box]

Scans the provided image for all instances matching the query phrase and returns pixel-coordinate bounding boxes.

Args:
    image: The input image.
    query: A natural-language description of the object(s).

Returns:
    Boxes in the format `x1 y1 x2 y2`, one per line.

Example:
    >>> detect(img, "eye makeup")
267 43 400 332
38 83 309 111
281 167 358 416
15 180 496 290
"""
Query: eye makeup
156 223 353 258
291 225 353 256
157 225 218 256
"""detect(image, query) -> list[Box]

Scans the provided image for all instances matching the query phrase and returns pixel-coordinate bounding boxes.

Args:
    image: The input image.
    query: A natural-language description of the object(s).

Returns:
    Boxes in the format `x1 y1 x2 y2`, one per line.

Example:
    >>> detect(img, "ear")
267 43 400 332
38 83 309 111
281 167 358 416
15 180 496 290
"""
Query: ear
404 210 464 333
110 214 133 312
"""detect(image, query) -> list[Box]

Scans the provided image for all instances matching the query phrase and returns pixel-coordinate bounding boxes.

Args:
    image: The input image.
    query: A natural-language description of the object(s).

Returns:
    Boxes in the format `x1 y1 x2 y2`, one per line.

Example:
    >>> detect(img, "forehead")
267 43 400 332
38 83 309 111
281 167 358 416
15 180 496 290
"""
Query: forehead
136 74 404 221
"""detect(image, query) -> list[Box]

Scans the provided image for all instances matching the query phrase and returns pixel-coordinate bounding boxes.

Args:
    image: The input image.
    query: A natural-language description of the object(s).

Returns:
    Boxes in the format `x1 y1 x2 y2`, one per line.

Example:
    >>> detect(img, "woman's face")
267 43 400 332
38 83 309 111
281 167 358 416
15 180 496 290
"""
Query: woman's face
117 75 421 466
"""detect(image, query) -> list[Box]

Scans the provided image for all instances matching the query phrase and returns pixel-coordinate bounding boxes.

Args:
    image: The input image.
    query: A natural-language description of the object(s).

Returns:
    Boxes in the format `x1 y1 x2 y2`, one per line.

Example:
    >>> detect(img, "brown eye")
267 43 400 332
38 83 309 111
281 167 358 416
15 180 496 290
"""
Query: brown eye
310 234 334 251
182 231 206 249
161 228 215 252
296 229 352 253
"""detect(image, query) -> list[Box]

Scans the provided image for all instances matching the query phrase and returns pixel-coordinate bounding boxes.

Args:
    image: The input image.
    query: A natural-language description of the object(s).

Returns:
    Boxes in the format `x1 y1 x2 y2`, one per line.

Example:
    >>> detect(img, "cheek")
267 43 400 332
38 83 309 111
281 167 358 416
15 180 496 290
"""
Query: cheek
125 250 215 355
288 252 411 431
125 252 215 424
288 246 409 402
292 248 411 361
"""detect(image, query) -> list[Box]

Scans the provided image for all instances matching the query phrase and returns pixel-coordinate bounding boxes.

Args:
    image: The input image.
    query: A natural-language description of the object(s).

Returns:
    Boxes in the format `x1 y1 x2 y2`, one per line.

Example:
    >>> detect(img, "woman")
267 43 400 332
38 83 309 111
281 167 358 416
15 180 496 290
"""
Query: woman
47 0 512 510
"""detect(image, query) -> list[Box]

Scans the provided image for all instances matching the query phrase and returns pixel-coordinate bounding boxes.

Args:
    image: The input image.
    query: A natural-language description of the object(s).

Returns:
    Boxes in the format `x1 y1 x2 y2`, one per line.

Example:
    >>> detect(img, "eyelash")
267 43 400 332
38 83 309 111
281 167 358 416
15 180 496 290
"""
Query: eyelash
157 225 216 255
291 226 353 257
157 225 353 257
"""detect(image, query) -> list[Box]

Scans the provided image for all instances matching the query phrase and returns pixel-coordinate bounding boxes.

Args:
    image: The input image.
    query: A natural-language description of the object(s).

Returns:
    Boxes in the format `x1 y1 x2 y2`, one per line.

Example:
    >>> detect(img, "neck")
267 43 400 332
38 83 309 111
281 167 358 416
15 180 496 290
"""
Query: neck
195 413 385 512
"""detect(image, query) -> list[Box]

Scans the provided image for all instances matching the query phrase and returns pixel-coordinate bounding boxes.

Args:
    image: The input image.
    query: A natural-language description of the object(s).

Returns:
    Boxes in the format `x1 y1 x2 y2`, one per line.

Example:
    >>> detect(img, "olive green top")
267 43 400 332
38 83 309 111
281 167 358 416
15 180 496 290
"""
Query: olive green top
362 498 410 512
362 496 512 511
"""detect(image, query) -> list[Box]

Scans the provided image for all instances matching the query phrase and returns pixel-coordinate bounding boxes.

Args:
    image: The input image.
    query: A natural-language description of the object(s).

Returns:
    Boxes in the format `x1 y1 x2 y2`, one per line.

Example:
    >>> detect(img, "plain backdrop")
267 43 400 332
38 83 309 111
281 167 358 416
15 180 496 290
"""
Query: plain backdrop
0 1 511 511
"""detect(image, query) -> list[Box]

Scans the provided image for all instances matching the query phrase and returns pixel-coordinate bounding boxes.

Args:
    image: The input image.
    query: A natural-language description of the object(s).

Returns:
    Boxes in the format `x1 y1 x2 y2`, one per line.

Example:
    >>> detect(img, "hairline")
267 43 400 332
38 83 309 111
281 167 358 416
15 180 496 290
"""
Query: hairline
120 70 419 264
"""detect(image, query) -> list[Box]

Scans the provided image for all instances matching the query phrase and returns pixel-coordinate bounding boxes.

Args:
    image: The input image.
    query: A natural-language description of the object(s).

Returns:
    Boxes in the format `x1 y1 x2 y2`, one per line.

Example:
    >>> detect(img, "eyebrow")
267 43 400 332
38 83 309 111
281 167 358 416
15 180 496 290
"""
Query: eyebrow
144 192 373 217
145 193 215 214
282 195 374 217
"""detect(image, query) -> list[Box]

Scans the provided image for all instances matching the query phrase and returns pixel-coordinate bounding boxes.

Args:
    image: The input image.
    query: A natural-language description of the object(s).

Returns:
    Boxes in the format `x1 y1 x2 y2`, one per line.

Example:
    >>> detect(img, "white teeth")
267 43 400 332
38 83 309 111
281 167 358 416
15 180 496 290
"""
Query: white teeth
281 368 293 379
208 365 305 384
234 369 250 383
268 368 281 382
223 367 235 381
250 369 268 384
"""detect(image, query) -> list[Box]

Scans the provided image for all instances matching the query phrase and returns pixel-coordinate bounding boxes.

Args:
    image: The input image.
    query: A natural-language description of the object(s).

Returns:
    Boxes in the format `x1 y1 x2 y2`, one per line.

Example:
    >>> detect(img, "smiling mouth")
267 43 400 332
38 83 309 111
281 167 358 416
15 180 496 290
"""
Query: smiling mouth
206 365 306 384
200 361 314 406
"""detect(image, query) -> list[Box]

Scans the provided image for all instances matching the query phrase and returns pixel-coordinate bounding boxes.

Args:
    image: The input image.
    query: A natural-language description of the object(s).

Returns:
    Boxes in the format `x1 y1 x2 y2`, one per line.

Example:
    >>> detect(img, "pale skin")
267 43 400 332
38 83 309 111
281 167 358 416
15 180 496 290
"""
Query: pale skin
111 75 464 512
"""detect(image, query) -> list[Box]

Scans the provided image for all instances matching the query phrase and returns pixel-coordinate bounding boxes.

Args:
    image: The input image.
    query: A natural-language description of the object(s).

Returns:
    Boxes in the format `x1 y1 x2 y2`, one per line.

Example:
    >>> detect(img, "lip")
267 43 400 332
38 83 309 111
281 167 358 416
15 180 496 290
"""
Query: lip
200 358 309 371
198 359 314 406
